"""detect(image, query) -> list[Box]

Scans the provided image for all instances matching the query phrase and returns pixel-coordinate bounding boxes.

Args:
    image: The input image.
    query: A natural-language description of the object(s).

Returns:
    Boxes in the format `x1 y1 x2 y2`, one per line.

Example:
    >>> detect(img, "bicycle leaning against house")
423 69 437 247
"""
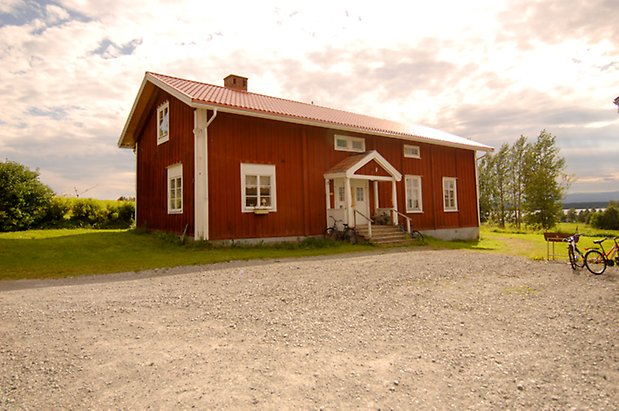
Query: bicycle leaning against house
324 216 359 244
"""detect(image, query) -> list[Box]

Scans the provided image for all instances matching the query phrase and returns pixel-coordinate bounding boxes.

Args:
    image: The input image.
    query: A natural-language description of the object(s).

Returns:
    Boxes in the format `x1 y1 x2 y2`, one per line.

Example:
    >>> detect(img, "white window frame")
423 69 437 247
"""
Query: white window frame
334 135 365 153
157 101 169 145
443 177 458 212
355 186 364 202
405 175 423 213
167 163 182 214
240 163 277 213
404 144 421 159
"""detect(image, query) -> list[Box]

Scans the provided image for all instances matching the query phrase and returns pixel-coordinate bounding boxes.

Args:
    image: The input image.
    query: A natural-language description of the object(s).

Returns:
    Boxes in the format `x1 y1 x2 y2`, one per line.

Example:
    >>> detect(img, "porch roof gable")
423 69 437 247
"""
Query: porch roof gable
324 150 402 181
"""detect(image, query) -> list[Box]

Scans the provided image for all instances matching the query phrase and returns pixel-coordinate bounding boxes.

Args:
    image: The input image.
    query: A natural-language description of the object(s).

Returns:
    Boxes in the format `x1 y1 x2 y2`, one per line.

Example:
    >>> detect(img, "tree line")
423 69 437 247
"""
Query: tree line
0 160 134 232
563 204 619 231
478 130 568 230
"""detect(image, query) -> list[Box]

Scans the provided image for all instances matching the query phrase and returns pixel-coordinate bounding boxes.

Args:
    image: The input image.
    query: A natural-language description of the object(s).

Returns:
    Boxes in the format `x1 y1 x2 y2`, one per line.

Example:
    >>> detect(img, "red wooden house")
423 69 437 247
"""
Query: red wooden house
118 72 493 242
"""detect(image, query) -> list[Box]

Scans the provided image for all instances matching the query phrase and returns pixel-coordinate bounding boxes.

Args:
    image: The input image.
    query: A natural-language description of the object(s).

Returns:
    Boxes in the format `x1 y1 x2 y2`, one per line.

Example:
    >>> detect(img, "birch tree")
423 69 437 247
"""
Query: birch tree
522 130 567 229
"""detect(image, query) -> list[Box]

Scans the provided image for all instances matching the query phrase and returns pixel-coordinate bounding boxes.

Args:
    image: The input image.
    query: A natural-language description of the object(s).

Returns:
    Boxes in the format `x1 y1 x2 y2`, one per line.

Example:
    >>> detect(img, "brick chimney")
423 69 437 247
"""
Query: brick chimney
224 74 248 92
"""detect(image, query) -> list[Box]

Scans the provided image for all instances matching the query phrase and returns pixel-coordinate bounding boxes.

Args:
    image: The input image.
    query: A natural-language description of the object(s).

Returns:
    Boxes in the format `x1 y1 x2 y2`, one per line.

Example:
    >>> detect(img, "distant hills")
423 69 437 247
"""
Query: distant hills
563 191 619 209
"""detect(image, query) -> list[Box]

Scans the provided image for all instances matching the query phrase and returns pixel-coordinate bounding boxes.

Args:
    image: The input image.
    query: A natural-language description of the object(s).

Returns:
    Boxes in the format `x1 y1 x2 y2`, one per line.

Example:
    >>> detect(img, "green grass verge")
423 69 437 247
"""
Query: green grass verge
2 224 617 281
424 223 619 261
0 229 374 281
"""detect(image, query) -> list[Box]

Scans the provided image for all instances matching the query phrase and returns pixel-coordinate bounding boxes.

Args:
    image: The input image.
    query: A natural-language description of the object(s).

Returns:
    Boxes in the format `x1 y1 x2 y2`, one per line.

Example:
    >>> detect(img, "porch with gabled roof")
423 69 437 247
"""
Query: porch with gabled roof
323 150 405 239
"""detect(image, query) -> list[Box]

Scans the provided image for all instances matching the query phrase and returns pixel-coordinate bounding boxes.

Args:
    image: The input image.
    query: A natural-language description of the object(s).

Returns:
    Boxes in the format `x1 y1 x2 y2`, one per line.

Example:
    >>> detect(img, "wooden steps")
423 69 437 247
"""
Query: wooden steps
355 224 411 245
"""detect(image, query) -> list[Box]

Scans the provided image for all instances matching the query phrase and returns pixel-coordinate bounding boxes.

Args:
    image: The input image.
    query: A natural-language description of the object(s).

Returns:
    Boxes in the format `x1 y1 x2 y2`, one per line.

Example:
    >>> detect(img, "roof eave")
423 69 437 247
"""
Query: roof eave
188 100 494 152
117 75 150 148
118 72 195 149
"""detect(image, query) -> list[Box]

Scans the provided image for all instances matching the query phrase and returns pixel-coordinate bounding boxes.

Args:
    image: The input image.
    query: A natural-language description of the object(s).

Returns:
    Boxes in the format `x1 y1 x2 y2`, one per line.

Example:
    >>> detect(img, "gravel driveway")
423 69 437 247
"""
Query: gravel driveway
1 249 617 409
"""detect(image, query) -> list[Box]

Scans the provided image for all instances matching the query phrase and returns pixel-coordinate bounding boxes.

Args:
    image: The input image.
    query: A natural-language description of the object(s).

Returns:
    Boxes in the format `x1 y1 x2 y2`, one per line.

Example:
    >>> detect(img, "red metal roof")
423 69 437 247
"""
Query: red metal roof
119 71 493 151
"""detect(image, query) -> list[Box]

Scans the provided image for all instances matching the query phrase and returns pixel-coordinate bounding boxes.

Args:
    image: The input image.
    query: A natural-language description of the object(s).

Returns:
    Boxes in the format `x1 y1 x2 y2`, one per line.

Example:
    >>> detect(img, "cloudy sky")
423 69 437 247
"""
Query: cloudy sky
1 0 617 199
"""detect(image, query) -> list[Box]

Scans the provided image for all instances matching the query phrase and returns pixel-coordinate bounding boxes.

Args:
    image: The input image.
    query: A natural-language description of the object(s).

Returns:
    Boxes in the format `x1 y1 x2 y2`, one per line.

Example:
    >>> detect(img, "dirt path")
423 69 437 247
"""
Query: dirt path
1 250 617 409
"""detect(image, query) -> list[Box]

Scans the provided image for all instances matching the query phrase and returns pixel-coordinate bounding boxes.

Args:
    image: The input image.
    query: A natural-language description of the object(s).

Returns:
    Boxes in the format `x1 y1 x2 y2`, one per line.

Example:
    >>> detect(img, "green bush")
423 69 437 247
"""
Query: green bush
40 197 72 228
590 203 619 230
39 197 135 229
0 161 54 231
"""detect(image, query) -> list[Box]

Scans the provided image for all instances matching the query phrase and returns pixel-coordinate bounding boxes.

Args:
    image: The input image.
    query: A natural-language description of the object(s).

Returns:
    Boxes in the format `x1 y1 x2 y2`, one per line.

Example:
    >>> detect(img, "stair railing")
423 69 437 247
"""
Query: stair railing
390 208 411 235
354 208 374 239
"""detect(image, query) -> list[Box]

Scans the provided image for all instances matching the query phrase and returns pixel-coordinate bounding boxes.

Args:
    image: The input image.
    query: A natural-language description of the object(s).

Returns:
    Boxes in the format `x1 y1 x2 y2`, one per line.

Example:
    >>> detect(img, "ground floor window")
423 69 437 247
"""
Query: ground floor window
167 163 182 214
405 175 423 212
443 177 458 212
241 163 277 212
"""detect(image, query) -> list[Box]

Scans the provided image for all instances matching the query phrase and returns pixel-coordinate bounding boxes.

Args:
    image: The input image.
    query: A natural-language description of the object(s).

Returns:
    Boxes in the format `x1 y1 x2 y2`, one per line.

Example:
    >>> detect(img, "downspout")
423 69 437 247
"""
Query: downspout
203 109 218 240
194 108 218 241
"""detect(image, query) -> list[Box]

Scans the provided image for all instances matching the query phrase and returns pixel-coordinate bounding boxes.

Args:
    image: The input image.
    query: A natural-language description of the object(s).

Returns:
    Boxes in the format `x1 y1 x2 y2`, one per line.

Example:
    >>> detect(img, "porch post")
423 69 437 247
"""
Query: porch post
344 177 353 226
373 180 379 210
324 179 331 226
391 179 398 225
193 109 208 240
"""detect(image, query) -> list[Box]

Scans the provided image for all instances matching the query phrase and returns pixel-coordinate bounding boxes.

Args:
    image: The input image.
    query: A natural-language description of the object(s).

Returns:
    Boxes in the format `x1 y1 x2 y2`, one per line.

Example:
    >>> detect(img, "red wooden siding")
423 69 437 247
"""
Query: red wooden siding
135 90 195 235
205 112 479 240
135 97 480 239
355 160 392 177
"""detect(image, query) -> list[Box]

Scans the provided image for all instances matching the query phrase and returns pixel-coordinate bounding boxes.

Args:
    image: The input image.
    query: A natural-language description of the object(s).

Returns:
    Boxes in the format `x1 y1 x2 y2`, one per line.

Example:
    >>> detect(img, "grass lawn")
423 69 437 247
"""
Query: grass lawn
472 223 619 260
1 225 617 281
0 229 375 281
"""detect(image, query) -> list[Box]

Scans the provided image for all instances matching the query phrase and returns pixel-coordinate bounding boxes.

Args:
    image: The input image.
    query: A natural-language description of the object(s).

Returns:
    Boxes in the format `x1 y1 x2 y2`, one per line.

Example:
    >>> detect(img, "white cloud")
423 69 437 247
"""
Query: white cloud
0 0 21 14
0 0 617 199
45 4 70 24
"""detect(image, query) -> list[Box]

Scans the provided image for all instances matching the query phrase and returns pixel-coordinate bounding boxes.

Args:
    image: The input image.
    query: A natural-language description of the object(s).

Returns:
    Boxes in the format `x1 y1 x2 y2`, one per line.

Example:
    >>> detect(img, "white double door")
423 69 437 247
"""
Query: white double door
334 179 370 225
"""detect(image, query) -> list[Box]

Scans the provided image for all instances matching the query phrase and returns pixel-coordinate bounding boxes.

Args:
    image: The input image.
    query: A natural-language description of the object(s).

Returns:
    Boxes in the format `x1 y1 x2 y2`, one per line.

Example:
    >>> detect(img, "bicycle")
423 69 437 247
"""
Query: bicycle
398 223 425 244
563 233 585 270
324 216 358 244
584 236 619 275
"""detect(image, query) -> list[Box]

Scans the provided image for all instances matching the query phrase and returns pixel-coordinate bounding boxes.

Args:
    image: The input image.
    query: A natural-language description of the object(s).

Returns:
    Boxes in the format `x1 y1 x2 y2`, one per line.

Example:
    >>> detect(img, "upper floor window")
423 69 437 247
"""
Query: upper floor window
157 101 169 144
334 135 365 153
405 175 423 212
241 163 277 212
404 144 420 159
443 177 458 212
167 163 182 214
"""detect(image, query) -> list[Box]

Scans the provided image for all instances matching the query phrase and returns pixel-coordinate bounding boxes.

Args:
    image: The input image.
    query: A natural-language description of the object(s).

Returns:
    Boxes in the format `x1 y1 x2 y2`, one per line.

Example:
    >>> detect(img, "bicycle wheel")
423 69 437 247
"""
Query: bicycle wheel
346 228 358 245
568 246 577 270
573 247 585 269
411 230 424 244
584 249 606 275
324 227 337 241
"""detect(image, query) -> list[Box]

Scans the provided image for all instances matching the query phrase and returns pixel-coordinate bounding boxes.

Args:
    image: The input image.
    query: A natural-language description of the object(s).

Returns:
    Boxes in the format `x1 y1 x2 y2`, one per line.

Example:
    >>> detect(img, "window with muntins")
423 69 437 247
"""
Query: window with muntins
157 101 169 144
443 177 458 212
167 163 182 214
404 144 420 159
241 163 277 212
334 135 365 153
355 187 364 202
405 175 423 212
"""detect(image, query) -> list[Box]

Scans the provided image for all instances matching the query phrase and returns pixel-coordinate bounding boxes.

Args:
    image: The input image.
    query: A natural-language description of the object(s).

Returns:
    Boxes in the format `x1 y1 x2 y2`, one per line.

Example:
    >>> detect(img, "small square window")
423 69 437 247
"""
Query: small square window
351 140 364 151
404 144 420 159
